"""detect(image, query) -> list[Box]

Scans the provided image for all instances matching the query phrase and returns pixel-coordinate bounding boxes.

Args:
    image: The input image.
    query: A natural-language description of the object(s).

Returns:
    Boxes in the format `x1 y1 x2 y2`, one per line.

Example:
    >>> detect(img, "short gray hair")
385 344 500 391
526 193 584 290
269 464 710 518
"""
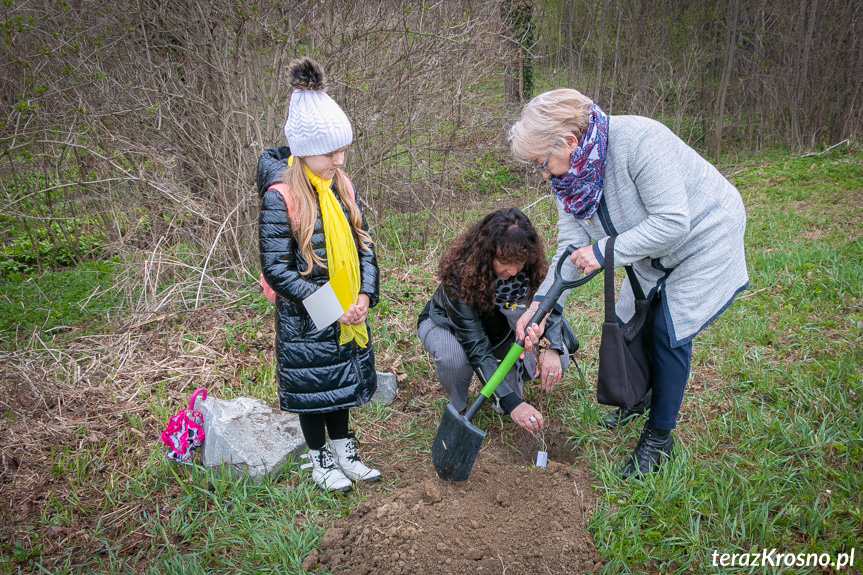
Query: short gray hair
508 89 593 164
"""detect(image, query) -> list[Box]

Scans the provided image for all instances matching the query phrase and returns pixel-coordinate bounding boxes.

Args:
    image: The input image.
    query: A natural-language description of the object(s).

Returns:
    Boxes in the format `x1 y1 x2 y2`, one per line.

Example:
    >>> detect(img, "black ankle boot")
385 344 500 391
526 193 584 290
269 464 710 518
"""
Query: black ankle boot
621 422 674 478
601 389 652 429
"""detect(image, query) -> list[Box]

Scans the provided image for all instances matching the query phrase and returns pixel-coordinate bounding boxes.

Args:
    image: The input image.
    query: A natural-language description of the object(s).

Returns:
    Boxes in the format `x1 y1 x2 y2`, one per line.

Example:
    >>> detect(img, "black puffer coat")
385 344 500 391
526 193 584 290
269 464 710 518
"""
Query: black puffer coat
258 146 378 413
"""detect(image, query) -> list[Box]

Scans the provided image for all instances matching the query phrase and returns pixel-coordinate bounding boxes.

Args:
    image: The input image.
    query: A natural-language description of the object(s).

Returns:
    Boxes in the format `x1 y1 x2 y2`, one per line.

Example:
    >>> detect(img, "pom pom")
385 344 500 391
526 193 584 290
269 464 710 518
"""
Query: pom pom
288 57 326 92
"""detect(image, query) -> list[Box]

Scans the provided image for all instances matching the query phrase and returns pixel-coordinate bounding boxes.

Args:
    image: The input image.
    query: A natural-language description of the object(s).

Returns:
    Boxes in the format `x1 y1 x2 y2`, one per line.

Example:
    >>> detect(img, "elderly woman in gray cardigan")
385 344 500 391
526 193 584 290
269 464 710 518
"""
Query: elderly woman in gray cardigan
510 88 748 478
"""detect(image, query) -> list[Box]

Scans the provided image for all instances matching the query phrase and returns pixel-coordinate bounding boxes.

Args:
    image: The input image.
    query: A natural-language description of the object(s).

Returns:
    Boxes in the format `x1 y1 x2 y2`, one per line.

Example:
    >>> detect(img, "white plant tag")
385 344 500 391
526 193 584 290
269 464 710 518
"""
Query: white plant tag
535 450 548 468
302 281 344 331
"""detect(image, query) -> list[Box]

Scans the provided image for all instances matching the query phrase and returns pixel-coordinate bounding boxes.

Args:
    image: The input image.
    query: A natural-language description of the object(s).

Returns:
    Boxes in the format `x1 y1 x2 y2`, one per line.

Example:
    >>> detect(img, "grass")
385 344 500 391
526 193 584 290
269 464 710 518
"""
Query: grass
0 257 121 348
559 145 863 573
1 145 861 574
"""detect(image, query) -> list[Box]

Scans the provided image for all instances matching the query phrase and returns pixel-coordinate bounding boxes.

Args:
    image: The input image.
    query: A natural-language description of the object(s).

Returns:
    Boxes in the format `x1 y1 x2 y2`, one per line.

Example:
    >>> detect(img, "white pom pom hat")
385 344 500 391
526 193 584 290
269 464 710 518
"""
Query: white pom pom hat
284 87 353 157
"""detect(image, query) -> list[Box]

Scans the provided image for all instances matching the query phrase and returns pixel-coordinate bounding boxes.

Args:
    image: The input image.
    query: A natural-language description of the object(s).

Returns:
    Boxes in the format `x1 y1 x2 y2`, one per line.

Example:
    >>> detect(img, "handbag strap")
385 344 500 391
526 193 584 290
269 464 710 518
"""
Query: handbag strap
625 266 647 300
603 237 647 323
603 237 617 323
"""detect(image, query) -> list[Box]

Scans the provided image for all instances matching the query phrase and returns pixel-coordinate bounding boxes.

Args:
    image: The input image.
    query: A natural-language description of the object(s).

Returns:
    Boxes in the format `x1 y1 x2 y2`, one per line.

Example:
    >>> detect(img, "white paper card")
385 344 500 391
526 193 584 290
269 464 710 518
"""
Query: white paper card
535 451 548 468
302 282 345 331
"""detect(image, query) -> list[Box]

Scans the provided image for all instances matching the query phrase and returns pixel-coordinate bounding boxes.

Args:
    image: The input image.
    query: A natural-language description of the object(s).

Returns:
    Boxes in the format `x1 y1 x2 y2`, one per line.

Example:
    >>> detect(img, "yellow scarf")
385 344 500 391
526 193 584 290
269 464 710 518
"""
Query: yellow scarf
302 162 368 348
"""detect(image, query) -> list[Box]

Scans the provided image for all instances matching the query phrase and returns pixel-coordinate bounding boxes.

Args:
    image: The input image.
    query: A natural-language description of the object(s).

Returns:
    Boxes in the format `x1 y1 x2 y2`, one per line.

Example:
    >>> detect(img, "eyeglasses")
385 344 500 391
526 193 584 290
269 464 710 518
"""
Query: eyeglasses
530 151 552 173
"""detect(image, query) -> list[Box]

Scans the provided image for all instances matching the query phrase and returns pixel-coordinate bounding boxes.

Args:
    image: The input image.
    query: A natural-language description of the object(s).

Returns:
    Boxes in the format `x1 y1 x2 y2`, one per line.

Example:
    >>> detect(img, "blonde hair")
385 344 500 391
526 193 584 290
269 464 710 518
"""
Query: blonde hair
284 158 373 276
508 89 594 164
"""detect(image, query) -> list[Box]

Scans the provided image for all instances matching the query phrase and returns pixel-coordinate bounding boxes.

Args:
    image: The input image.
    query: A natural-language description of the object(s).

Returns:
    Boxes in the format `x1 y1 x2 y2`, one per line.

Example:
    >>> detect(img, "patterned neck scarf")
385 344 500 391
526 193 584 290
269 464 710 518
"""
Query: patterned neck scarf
302 162 368 348
550 103 609 220
494 271 530 312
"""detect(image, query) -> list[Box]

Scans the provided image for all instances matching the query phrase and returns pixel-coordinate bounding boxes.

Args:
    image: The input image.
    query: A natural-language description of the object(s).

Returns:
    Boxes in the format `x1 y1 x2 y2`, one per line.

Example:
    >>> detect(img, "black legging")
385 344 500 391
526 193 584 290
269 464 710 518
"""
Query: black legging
298 409 350 450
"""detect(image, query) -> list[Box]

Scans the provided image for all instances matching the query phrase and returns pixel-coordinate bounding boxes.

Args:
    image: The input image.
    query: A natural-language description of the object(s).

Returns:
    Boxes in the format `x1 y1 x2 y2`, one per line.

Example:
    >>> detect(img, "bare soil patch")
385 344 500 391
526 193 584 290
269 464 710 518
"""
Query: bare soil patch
310 435 602 575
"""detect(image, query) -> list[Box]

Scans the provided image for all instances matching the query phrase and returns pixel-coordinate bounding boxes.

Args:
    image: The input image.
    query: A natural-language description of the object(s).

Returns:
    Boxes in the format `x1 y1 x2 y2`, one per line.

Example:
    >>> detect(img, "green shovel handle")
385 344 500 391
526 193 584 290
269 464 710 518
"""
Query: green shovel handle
474 298 554 400
479 343 525 399
462 305 550 421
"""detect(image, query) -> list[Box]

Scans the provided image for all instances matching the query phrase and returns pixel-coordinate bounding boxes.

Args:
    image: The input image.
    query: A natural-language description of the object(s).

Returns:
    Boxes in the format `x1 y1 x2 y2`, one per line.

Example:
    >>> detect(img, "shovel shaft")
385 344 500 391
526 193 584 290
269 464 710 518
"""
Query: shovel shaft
479 343 524 399
462 394 488 421
463 303 555 421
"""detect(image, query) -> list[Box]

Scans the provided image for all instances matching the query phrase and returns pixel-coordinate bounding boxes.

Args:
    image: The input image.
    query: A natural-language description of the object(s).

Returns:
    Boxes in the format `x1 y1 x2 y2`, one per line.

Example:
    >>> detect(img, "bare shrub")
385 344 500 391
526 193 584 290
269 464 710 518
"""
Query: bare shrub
0 0 511 315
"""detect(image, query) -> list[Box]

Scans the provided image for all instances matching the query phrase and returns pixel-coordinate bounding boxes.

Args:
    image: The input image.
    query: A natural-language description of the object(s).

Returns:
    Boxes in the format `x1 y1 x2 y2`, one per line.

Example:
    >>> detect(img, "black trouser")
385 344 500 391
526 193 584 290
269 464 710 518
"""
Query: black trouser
648 292 693 430
298 409 350 450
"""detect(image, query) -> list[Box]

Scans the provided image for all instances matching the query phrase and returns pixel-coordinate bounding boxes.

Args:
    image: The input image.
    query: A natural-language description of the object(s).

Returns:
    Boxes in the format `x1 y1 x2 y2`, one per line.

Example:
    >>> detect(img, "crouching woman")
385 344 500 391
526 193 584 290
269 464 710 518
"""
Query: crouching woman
417 208 579 433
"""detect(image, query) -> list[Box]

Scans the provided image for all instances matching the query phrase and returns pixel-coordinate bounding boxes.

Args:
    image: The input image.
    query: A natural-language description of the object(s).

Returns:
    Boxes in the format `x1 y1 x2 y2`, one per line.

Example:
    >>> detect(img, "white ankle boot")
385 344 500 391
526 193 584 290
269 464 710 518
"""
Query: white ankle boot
300 445 352 492
330 436 381 483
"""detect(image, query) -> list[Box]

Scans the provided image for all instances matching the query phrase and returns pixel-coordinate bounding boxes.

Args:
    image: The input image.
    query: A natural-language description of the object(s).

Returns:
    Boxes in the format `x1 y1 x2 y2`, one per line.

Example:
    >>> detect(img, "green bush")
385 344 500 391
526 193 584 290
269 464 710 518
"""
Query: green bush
452 149 521 197
0 257 120 344
0 221 105 281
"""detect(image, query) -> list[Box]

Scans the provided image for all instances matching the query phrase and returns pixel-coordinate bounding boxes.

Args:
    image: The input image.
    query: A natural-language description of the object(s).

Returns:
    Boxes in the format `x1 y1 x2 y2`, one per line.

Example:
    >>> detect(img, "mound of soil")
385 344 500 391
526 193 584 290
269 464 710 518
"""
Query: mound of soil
308 430 603 575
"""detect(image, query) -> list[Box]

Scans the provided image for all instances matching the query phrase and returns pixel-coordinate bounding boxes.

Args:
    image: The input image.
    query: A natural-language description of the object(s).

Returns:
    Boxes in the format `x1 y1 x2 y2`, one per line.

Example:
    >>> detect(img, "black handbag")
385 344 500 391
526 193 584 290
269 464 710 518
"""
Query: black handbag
596 236 654 407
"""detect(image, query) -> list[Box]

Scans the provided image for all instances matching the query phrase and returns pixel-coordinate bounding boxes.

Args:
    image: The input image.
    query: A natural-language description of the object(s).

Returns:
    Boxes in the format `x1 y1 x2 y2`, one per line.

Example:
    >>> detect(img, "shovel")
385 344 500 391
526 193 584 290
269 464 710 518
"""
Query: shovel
431 245 598 481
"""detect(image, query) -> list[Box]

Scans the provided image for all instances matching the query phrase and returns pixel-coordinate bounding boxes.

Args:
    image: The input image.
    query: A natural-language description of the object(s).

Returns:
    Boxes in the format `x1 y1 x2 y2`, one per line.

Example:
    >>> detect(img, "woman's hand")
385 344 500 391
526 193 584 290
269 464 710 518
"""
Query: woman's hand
537 349 562 391
515 302 548 353
337 293 370 326
510 402 543 434
570 245 600 274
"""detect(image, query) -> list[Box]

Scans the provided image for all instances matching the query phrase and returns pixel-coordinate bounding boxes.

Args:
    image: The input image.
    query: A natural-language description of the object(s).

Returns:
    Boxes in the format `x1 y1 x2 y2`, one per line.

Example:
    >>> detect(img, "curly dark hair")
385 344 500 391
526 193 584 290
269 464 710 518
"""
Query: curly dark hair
438 208 548 314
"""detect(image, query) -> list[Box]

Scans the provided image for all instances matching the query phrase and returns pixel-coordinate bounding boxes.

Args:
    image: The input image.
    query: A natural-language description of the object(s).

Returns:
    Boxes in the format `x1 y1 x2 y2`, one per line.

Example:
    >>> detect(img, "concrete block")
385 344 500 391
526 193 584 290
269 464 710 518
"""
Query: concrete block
196 395 305 482
371 371 398 405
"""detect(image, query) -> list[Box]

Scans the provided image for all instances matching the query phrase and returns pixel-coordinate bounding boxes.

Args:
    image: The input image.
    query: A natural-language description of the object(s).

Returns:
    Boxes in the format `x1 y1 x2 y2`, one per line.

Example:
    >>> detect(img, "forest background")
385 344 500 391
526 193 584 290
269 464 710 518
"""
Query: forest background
1 0 858 288
0 0 861 573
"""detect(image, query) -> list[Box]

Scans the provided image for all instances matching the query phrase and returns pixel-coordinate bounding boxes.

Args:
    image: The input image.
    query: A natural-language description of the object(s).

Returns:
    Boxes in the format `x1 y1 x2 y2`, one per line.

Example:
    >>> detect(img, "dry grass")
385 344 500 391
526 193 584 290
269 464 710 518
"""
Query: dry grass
0 262 458 571
0 299 277 570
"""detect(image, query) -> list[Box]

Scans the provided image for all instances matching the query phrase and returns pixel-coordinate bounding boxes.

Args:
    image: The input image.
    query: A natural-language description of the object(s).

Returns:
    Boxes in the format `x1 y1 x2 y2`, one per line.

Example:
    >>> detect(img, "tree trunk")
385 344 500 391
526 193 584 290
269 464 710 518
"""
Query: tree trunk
594 0 606 102
609 0 622 112
502 0 519 104
501 0 534 103
836 5 862 141
797 0 818 148
714 0 740 164
567 0 575 88
698 0 711 145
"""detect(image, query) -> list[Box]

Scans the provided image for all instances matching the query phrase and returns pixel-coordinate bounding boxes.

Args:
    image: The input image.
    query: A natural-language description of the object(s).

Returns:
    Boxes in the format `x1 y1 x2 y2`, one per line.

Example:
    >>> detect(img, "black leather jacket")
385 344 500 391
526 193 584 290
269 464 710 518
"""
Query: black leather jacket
258 146 378 413
419 280 579 411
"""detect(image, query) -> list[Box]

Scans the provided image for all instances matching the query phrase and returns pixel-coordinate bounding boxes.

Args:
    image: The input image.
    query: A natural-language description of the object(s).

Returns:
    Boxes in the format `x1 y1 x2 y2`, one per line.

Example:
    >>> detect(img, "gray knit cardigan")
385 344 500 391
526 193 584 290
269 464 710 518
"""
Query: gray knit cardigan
536 115 749 348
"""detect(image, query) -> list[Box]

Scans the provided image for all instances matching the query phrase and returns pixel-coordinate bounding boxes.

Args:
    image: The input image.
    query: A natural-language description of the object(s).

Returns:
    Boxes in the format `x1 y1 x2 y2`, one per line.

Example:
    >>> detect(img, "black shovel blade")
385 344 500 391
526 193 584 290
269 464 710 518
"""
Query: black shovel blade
431 403 487 482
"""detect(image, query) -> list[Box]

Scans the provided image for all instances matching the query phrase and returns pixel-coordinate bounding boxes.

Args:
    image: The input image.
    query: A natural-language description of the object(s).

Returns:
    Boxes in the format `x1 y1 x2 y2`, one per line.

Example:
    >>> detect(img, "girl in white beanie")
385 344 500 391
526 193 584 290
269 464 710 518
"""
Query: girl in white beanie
258 57 381 492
